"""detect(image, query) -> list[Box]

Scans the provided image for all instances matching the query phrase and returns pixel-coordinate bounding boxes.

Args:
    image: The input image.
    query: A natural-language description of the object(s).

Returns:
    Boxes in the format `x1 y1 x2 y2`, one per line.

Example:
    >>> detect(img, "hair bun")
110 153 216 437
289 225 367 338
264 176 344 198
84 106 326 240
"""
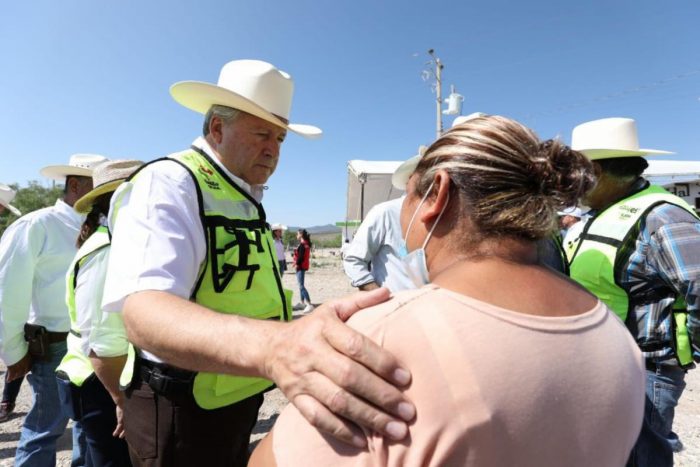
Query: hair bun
534 139 595 207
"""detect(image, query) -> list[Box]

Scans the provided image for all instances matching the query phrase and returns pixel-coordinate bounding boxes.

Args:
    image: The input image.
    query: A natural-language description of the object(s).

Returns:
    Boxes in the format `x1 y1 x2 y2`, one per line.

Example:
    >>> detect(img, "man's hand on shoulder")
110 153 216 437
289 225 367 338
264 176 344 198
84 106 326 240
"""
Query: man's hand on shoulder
263 288 415 447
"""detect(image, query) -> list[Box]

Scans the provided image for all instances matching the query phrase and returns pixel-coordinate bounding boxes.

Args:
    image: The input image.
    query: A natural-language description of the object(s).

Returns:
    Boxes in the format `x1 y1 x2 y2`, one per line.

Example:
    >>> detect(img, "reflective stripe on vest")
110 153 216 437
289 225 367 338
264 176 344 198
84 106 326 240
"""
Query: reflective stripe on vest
56 226 111 386
567 185 697 367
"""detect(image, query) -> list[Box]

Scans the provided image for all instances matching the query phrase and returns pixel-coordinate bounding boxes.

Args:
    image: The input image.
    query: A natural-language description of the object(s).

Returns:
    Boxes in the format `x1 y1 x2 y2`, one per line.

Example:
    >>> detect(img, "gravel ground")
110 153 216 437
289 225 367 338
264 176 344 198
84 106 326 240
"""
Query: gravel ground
1 248 698 465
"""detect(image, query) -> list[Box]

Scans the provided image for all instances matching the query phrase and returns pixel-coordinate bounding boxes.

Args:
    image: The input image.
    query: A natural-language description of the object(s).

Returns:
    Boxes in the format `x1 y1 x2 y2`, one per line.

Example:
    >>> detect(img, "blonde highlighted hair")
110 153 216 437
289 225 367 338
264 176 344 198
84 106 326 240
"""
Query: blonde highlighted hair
413 115 595 240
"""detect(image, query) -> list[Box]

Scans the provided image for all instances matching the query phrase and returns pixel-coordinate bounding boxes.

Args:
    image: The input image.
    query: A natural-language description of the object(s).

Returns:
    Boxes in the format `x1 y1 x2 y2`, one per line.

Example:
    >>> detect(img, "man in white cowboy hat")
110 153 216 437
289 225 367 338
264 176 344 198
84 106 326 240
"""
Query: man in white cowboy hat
0 153 106 466
270 223 288 274
0 183 21 217
566 117 700 466
102 59 414 466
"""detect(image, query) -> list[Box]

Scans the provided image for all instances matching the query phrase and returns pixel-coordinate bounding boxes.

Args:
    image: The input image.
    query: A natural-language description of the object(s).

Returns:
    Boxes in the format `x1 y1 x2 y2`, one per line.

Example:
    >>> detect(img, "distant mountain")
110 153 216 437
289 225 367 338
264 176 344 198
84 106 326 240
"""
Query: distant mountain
288 224 341 235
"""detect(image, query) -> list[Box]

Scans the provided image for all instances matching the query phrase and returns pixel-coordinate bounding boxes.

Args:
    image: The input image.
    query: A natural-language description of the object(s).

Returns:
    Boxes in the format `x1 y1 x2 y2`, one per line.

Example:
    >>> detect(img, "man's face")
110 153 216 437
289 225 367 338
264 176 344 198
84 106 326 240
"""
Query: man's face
212 112 287 185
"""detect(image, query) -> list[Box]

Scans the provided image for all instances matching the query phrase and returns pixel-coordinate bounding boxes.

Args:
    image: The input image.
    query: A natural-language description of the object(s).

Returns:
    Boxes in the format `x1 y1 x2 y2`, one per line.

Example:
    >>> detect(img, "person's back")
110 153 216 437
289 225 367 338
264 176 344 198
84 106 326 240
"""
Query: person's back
270 275 644 466
342 197 414 292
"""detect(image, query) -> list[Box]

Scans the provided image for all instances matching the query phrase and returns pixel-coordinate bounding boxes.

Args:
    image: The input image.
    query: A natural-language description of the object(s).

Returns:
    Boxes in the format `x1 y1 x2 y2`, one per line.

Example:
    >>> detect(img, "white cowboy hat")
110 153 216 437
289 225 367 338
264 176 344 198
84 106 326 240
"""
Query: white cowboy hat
452 112 487 128
557 206 584 218
270 223 288 231
40 154 109 181
571 118 673 160
74 159 144 214
0 184 21 216
392 112 489 190
170 59 322 139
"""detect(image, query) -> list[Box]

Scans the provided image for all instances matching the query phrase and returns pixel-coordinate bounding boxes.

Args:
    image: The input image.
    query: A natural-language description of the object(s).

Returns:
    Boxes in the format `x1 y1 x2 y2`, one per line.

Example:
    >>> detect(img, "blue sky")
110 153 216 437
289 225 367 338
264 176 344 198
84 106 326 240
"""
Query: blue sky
1 0 698 226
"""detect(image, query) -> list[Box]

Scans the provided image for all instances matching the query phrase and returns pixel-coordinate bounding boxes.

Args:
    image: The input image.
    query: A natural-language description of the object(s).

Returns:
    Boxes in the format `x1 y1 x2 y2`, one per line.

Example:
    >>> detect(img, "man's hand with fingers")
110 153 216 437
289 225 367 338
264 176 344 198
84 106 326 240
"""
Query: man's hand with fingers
264 287 414 447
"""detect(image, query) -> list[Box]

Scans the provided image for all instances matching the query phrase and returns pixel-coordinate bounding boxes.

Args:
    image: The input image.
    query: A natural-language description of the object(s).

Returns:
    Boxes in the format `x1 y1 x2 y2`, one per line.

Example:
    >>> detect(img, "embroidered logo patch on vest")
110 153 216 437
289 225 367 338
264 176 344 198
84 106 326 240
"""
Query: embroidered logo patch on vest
198 165 221 190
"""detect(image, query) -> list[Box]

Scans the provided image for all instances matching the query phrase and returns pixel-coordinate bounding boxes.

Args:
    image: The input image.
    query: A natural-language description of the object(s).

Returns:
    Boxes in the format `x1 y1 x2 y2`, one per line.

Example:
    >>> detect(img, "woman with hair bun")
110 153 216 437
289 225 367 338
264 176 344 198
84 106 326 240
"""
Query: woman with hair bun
252 115 645 467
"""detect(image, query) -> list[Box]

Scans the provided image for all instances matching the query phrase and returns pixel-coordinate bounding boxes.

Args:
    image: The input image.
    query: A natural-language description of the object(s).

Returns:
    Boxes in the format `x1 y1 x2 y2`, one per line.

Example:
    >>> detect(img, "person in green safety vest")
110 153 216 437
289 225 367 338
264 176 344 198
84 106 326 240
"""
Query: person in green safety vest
567 117 700 467
55 159 143 467
100 60 415 467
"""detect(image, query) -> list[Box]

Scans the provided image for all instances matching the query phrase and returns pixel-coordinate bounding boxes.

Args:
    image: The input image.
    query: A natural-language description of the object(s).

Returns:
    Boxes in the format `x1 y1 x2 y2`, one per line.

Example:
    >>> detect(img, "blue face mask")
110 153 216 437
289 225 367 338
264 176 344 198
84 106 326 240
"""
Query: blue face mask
399 181 449 287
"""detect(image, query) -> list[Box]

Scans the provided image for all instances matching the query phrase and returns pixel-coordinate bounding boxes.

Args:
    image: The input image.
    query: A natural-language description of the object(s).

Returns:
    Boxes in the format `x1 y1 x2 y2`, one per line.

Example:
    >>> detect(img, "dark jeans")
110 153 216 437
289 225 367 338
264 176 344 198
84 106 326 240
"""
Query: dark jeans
626 363 686 467
296 269 311 302
57 374 131 467
2 373 23 403
123 375 263 467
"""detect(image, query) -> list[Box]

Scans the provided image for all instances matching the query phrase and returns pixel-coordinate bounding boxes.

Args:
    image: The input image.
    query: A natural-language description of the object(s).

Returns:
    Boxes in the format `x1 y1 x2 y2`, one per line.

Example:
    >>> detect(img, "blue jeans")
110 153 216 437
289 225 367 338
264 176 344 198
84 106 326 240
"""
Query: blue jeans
626 363 686 467
14 341 91 467
296 270 311 303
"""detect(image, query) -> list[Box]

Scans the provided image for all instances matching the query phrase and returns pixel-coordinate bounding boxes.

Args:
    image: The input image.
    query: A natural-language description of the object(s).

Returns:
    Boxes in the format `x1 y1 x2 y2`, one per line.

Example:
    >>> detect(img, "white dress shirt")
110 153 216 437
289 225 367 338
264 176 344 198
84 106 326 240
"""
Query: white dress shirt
102 137 263 362
274 238 286 261
73 238 128 358
0 199 83 365
342 197 414 293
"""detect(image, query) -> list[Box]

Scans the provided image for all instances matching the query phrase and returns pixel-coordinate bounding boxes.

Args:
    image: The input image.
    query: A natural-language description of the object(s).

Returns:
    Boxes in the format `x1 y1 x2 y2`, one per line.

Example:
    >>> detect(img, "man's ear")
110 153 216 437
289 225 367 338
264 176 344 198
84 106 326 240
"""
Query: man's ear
419 170 450 223
208 115 224 144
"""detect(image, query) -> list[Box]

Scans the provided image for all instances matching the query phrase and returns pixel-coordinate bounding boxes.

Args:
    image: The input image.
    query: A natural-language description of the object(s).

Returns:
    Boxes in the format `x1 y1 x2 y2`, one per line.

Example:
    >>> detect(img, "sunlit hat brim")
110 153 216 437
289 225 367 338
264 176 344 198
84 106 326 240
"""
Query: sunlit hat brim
170 81 322 139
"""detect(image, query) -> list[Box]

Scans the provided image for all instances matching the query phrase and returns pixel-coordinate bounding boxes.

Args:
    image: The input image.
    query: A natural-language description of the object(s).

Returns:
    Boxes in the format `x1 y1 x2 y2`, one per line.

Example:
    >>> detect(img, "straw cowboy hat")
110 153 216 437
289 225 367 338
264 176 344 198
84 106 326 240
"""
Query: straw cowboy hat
270 223 288 231
170 59 322 139
571 118 673 160
74 159 144 214
40 154 109 181
392 112 488 190
0 184 21 216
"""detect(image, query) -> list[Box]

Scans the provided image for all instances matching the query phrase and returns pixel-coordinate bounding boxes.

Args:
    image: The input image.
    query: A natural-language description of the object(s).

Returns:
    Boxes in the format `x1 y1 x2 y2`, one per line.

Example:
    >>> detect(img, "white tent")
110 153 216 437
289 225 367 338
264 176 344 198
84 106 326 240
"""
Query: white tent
645 160 700 187
340 160 405 239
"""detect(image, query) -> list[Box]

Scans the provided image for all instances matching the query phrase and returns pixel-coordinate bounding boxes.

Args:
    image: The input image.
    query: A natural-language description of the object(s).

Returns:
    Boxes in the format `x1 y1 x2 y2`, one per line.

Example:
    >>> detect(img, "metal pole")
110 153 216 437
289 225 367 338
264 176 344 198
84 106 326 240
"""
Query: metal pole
435 57 443 139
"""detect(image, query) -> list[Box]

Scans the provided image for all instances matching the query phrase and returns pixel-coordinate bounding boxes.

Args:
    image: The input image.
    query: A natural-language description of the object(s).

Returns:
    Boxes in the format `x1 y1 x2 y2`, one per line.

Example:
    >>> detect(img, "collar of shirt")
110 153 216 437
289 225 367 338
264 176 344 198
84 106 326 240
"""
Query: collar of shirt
54 198 85 228
192 137 265 203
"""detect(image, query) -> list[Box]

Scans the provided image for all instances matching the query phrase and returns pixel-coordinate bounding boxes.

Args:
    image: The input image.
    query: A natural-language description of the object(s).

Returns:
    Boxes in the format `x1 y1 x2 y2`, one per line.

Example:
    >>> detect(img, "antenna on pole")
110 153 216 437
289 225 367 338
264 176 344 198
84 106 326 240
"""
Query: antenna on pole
423 50 464 139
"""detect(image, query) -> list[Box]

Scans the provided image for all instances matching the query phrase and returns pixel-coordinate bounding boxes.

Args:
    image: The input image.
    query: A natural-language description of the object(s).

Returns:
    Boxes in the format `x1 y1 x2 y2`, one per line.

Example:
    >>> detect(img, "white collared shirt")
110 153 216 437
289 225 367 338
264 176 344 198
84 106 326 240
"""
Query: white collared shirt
102 138 263 362
0 199 83 365
342 197 415 293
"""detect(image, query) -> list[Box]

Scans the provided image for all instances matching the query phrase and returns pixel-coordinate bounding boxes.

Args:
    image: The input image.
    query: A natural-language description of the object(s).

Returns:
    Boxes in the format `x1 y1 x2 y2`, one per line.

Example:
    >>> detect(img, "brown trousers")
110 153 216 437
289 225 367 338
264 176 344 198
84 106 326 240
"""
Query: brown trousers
123 378 263 467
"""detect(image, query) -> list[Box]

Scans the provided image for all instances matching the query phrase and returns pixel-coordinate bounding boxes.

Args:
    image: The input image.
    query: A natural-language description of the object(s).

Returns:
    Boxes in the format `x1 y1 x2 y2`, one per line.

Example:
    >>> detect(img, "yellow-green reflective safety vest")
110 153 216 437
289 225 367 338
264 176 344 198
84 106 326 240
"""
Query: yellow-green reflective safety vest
120 148 293 409
56 226 111 386
567 185 697 367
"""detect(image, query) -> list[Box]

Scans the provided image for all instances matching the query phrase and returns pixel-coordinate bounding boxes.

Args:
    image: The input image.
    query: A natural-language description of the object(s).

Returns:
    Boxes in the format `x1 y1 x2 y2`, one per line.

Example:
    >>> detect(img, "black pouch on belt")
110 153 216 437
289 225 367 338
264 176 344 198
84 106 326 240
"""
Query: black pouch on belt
24 323 50 361
55 370 84 420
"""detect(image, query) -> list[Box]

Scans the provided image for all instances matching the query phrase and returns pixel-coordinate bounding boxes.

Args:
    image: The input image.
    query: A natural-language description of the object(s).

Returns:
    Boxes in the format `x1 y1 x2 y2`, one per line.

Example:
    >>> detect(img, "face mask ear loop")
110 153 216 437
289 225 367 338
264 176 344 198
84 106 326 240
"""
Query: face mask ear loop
421 192 450 250
403 180 436 244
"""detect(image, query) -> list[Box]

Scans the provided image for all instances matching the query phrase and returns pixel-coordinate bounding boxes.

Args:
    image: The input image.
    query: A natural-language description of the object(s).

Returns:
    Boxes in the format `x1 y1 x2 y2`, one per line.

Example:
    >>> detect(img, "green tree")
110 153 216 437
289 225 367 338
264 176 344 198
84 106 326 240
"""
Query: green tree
0 181 63 237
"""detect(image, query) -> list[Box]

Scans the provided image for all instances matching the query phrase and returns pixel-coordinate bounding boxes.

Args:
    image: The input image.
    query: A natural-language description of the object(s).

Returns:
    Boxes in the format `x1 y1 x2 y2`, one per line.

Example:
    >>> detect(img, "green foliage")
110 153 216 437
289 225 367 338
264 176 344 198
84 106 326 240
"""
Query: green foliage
282 230 297 246
313 234 342 249
0 181 63 237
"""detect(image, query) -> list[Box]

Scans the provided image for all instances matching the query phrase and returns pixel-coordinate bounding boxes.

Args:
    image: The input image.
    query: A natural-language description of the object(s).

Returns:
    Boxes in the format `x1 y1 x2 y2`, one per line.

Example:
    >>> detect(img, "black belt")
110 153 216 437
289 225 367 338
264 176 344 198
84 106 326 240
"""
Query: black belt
138 358 195 396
